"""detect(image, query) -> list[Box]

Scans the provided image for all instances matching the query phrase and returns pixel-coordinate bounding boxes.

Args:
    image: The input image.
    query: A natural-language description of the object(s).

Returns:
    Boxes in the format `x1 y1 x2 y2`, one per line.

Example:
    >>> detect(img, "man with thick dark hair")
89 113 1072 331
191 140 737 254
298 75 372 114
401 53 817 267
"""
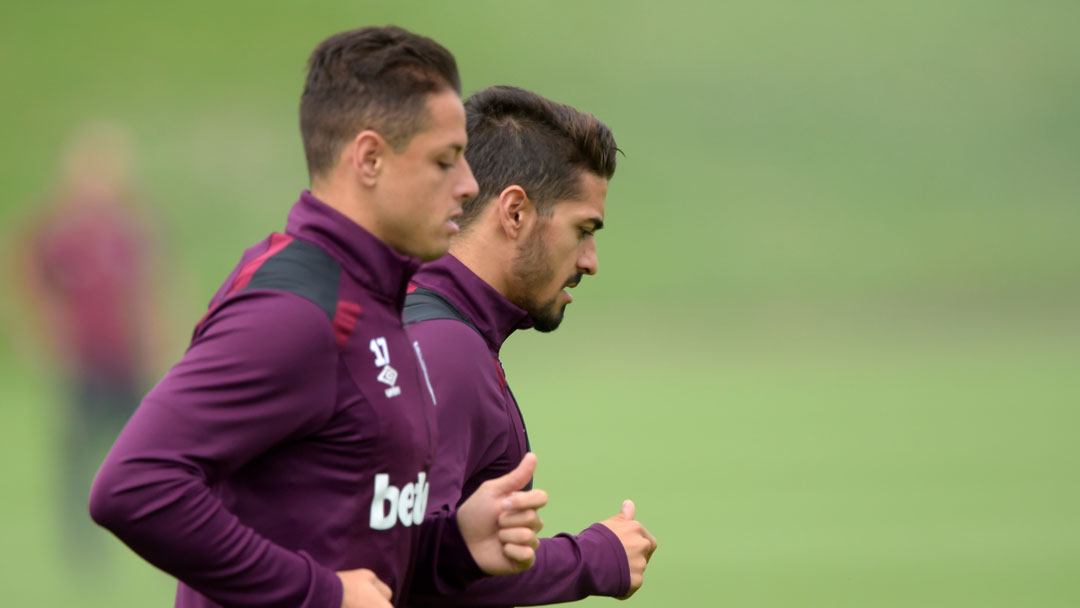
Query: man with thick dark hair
405 86 657 607
90 29 547 608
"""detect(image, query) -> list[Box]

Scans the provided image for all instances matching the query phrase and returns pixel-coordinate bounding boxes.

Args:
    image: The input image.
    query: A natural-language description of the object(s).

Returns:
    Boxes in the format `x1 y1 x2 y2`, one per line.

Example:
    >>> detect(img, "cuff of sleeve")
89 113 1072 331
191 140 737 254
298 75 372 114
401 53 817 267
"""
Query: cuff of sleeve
437 509 486 589
299 551 344 608
578 523 631 597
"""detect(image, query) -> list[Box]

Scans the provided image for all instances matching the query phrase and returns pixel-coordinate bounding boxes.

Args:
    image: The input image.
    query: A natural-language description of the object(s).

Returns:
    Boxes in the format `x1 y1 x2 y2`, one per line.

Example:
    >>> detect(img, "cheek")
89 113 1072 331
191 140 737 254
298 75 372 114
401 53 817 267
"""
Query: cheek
557 240 584 271
406 172 445 216
426 170 455 202
541 249 573 291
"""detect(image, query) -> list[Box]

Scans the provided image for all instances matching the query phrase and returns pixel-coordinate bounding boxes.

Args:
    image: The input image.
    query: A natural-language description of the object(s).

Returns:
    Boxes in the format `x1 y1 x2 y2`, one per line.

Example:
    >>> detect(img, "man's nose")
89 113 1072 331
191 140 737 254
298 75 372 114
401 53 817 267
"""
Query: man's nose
578 240 598 276
457 159 479 202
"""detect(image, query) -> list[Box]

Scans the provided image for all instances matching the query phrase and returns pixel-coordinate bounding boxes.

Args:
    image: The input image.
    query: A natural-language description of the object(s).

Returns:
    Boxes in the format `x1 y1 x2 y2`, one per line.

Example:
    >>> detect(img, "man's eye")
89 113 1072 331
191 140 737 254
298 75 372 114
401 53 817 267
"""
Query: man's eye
437 160 454 170
580 228 593 238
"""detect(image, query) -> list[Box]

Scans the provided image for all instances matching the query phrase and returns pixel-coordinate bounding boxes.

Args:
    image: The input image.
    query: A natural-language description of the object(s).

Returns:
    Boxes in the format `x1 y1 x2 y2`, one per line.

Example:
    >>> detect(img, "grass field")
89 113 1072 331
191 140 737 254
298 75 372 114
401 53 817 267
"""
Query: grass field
2 1 1078 606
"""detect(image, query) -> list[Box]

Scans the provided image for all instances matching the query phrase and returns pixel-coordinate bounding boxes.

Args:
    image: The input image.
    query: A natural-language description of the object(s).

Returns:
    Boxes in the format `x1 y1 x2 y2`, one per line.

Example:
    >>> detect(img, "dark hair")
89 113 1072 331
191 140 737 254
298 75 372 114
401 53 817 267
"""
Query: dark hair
459 86 618 228
300 26 461 179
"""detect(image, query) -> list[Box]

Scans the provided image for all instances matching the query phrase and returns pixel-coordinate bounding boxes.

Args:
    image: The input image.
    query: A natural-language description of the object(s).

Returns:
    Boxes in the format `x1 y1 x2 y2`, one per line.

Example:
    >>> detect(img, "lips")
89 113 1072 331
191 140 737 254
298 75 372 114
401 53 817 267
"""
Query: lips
562 273 583 303
446 204 463 235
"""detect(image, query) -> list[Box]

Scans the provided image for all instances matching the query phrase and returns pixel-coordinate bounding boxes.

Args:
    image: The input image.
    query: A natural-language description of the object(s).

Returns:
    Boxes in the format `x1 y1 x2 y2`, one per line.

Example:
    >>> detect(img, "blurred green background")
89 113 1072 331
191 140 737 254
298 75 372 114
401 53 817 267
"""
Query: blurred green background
2 1 1078 606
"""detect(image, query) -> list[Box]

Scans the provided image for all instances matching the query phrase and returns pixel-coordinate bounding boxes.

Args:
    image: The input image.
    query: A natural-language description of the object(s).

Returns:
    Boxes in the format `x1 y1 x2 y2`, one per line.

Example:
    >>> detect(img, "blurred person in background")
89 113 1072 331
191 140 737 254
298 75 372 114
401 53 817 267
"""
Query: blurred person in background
405 86 657 607
15 121 161 558
88 26 548 608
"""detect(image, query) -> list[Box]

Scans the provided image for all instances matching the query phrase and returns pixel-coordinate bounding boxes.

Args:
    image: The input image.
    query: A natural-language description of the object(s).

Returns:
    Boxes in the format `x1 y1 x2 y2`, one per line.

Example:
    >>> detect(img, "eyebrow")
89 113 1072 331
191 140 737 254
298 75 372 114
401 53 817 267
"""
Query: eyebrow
585 217 604 231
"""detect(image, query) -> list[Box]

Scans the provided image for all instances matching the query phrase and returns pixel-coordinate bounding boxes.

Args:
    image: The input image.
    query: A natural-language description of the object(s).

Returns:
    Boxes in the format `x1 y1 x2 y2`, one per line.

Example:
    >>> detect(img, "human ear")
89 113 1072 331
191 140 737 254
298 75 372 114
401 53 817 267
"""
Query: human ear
497 185 534 240
349 130 386 187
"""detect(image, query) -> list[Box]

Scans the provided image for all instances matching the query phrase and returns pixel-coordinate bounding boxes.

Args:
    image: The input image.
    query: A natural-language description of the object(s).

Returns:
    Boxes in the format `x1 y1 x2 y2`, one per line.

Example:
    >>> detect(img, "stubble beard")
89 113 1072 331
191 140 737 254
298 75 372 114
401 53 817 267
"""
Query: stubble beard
509 229 566 333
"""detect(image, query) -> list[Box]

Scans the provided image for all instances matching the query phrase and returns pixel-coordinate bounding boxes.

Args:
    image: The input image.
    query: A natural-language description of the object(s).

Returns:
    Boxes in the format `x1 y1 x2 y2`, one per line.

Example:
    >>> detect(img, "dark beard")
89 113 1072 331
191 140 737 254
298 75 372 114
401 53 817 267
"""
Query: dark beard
530 296 567 333
509 229 566 333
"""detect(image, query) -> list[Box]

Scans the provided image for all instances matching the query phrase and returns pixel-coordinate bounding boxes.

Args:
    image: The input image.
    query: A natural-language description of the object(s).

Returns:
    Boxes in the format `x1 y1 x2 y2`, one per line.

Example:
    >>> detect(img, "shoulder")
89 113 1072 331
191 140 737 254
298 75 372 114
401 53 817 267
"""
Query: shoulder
157 288 339 428
242 237 342 320
195 288 339 373
409 318 506 412
409 318 494 378
198 235 344 335
199 237 343 344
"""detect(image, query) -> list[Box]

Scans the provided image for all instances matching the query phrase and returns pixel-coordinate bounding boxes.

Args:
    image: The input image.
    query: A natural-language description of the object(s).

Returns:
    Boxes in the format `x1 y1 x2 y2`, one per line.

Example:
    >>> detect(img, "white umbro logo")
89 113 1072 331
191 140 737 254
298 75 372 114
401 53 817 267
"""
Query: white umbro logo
370 337 401 398
377 365 398 386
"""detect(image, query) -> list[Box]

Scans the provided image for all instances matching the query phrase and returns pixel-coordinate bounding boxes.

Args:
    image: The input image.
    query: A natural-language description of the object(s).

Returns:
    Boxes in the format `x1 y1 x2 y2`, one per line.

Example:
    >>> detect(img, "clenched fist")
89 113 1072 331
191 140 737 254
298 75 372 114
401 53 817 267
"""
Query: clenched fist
457 452 548 574
600 500 658 599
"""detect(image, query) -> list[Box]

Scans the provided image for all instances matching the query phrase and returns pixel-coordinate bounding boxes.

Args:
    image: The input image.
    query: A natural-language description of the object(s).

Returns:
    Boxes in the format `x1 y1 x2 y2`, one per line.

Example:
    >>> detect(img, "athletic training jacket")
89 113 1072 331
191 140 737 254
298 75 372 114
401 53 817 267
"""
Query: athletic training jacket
90 191 480 608
405 254 630 607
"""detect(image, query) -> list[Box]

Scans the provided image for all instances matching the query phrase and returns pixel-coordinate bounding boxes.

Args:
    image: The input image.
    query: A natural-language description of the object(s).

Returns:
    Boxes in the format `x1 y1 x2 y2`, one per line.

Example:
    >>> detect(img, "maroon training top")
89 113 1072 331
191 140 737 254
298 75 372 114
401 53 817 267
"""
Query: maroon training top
405 255 630 607
90 191 480 607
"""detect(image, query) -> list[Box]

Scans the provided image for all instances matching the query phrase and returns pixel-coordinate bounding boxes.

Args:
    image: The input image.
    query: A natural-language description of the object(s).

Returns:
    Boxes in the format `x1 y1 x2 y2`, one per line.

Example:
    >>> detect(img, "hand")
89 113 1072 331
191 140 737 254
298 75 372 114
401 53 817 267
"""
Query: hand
337 568 393 608
457 452 548 575
600 500 658 599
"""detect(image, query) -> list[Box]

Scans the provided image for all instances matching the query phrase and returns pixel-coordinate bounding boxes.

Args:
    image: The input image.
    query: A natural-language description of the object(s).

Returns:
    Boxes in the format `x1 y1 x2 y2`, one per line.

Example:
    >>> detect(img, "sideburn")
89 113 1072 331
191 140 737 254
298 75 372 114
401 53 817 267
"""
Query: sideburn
509 225 562 331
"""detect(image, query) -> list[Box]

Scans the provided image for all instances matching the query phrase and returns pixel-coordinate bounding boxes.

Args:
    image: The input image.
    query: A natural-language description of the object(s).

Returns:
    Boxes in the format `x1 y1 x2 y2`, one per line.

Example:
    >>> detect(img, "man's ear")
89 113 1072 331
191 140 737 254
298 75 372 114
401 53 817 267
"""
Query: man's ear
348 130 386 187
497 185 535 240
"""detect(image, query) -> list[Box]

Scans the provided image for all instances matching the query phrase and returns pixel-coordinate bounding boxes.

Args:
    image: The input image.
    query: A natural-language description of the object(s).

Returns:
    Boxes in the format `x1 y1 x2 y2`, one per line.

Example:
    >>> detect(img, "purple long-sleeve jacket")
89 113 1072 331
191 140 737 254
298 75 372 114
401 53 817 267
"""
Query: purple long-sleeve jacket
89 192 480 608
404 255 630 607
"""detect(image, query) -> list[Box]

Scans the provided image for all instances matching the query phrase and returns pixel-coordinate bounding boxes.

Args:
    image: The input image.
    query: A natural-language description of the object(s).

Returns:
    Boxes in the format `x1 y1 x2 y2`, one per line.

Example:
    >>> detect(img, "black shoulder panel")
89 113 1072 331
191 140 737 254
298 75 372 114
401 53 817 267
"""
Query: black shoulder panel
403 287 478 334
243 239 341 320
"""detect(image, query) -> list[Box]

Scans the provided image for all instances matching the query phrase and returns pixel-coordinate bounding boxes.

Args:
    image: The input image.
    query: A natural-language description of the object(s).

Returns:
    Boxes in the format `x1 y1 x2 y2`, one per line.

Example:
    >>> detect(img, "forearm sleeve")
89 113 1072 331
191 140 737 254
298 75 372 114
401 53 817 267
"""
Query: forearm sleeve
409 506 486 599
409 523 630 607
88 291 343 608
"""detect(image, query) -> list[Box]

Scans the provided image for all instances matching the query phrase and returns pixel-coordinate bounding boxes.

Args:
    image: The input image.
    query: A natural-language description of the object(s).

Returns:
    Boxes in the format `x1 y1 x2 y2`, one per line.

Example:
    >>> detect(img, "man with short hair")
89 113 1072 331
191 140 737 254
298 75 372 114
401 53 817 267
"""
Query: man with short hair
90 29 547 608
405 86 657 607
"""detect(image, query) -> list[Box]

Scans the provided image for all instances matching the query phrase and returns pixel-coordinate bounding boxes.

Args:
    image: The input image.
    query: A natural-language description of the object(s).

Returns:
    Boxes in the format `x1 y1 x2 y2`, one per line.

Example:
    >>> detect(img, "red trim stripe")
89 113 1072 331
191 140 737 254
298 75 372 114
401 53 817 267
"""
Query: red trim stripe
332 300 363 348
193 233 294 334
492 358 507 389
227 233 294 297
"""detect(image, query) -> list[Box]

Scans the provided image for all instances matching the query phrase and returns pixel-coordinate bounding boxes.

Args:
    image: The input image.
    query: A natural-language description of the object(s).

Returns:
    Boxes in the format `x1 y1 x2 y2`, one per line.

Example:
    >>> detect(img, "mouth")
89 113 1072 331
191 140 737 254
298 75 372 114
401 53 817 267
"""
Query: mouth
562 277 581 303
446 206 463 235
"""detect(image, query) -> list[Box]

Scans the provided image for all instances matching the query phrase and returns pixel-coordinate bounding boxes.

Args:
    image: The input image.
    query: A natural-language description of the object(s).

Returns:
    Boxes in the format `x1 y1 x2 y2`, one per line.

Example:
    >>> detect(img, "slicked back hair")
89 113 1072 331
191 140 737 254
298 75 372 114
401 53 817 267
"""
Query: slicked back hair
300 26 461 179
459 86 618 229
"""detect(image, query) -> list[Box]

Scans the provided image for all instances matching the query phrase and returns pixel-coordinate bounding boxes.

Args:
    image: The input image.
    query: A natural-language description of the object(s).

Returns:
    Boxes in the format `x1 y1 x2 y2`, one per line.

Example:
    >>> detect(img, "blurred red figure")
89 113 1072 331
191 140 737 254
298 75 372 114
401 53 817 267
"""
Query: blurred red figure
19 122 158 555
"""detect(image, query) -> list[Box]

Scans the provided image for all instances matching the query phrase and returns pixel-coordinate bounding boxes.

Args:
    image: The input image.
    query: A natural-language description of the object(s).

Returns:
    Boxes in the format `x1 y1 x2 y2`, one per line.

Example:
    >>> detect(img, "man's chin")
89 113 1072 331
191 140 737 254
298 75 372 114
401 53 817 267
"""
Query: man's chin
417 248 449 263
409 236 451 262
531 303 567 333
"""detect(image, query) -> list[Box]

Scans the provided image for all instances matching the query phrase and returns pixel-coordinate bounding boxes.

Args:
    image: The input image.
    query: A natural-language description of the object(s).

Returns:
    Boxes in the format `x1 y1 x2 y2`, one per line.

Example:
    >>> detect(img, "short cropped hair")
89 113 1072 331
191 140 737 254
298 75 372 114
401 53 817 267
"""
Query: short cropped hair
300 26 461 179
459 86 618 228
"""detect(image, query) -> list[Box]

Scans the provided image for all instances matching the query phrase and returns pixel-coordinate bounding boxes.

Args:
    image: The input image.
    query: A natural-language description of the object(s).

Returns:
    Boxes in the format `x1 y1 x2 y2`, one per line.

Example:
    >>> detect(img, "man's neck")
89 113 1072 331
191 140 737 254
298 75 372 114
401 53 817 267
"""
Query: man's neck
310 181 381 240
448 237 513 299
